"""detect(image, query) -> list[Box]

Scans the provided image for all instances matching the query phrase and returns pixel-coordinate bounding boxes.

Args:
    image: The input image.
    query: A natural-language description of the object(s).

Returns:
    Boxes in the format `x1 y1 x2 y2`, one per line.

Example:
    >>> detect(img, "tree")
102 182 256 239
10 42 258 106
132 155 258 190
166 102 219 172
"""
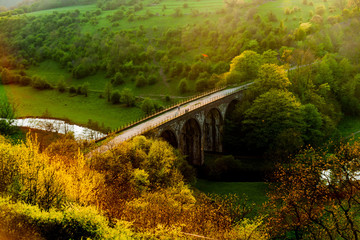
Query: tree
315 61 334 87
81 82 89 97
195 78 208 92
242 89 304 152
121 88 135 107
268 141 360 239
110 90 121 104
104 82 113 102
229 50 262 81
261 50 279 65
141 98 155 114
253 64 291 94
178 78 189 94
301 103 323 145
56 78 67 93
31 77 52 90
0 99 16 135
111 72 124 86
173 8 182 17
135 72 147 88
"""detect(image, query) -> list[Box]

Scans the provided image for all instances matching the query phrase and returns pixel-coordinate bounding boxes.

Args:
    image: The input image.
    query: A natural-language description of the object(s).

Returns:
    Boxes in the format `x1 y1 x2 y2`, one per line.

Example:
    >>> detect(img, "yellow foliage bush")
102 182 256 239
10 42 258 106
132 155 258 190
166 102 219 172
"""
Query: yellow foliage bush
0 133 103 209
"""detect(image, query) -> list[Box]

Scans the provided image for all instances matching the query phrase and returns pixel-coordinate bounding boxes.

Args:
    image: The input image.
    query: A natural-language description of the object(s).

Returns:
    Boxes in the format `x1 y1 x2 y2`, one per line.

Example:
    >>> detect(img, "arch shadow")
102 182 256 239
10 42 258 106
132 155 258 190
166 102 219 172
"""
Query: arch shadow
160 129 178 148
204 108 223 152
180 118 202 165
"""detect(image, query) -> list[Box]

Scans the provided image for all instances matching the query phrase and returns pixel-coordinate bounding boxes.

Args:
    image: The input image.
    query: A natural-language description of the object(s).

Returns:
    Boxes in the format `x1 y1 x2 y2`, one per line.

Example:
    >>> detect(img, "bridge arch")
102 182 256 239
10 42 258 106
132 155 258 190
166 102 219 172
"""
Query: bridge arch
160 129 178 148
225 99 240 120
204 108 223 152
180 118 203 165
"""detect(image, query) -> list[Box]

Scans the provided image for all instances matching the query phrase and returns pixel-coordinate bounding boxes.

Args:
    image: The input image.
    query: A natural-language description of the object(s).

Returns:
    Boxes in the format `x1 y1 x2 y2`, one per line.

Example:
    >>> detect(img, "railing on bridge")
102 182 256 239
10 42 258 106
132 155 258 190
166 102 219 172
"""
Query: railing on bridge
98 83 251 143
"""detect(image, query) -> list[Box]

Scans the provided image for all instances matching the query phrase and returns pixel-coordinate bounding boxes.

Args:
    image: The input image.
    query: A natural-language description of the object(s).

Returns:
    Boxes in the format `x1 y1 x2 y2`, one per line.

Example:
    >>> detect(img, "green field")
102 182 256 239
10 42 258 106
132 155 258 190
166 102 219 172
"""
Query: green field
195 179 268 207
26 60 189 97
25 1 226 32
258 0 339 29
0 84 144 129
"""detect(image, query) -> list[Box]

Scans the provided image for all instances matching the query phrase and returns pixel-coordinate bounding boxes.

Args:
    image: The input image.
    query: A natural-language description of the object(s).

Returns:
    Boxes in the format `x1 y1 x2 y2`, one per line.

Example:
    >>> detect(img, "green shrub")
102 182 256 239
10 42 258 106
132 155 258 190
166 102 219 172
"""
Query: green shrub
135 72 148 88
141 98 155 114
121 88 135 107
111 72 125 86
69 86 76 94
178 78 189 94
80 82 89 97
19 76 32 86
267 11 278 22
315 5 325 16
111 90 121 104
31 77 52 90
328 15 340 24
57 79 67 93
77 86 82 95
148 74 158 85
195 78 208 92
311 14 323 24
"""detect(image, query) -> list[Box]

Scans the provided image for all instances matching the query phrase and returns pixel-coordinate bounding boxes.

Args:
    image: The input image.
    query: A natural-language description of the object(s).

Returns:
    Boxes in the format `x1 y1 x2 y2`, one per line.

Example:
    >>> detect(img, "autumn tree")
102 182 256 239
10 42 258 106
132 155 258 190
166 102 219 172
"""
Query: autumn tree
267 141 360 239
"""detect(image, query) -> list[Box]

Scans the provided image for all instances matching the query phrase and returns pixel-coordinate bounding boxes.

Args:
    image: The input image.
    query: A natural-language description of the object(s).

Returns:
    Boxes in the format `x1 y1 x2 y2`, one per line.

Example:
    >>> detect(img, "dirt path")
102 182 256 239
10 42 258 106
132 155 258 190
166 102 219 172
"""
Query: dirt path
158 66 169 87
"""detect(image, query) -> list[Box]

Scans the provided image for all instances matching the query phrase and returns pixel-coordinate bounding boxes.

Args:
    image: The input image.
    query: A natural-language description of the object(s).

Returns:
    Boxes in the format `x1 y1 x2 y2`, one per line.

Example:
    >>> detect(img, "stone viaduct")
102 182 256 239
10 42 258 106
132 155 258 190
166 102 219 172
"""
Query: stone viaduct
92 84 251 165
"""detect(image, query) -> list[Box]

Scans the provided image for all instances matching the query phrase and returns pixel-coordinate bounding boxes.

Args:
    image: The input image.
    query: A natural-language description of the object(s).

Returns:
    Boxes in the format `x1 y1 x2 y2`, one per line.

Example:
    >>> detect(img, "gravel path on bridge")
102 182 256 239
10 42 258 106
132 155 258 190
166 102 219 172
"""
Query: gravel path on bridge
90 82 253 156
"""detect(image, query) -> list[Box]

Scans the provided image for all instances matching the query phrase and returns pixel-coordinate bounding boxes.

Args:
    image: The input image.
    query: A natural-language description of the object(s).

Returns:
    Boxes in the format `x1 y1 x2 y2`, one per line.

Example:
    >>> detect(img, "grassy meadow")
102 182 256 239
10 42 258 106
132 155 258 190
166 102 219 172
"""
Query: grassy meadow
0 84 144 129
258 0 339 29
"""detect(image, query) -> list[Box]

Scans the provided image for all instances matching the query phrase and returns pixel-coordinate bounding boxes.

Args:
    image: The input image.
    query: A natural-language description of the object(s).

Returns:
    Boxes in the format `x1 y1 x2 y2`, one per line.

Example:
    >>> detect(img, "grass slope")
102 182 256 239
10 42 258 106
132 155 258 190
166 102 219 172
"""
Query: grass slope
0 84 144 129
258 0 339 29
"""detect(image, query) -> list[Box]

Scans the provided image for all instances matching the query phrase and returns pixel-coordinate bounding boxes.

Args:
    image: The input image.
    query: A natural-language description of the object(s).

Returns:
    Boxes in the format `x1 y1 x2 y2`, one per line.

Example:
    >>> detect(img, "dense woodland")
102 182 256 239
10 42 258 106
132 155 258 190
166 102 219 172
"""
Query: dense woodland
1 0 360 239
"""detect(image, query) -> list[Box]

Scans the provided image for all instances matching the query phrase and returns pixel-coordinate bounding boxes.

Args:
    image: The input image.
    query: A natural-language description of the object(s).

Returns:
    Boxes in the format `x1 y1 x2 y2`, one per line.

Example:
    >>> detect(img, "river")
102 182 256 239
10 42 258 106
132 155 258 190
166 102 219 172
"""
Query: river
5 118 107 140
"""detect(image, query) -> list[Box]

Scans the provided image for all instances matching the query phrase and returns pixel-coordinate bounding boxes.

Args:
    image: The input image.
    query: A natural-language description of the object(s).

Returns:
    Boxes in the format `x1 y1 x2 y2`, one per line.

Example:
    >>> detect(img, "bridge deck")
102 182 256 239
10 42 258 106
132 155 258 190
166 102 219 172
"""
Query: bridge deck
89 82 252 156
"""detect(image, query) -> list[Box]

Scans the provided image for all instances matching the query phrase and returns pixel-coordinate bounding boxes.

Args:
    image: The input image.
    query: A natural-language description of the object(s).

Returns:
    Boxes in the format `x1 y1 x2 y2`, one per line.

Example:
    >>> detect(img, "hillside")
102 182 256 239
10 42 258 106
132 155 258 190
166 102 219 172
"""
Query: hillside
1 0 358 130
0 0 24 8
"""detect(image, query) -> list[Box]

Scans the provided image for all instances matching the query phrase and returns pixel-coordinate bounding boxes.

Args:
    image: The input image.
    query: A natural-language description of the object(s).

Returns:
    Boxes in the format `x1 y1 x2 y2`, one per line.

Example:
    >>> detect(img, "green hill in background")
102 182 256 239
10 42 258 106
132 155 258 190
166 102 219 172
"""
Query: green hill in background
0 0 24 8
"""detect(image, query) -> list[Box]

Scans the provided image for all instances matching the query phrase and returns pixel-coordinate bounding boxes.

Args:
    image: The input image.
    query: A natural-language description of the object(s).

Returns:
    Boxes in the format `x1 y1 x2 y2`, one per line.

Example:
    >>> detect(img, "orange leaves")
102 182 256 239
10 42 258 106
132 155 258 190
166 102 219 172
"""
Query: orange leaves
267 143 360 238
